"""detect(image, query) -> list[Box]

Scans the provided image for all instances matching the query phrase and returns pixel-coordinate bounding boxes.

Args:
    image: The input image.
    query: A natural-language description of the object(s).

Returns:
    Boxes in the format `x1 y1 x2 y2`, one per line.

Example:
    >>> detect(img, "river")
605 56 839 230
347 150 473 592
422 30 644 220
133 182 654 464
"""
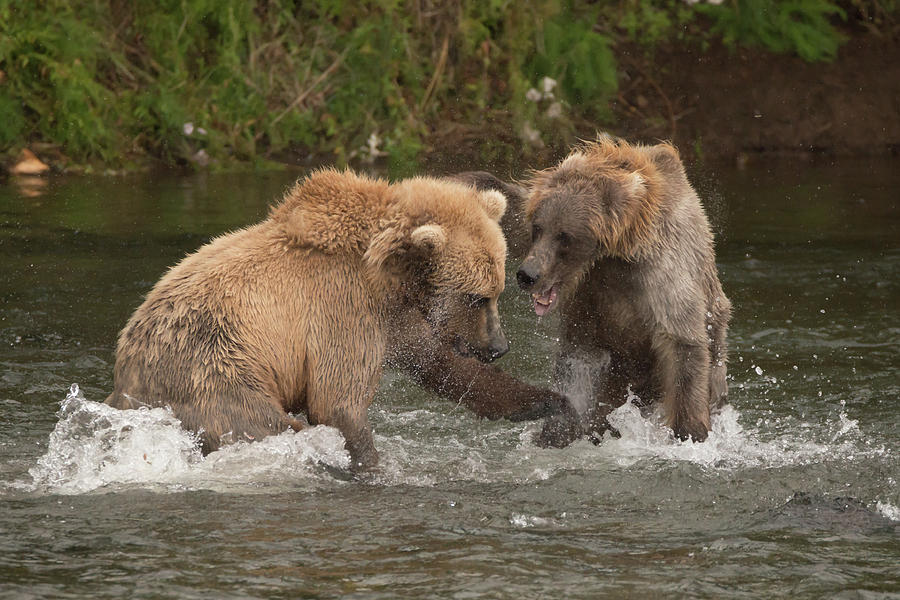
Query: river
1 158 898 598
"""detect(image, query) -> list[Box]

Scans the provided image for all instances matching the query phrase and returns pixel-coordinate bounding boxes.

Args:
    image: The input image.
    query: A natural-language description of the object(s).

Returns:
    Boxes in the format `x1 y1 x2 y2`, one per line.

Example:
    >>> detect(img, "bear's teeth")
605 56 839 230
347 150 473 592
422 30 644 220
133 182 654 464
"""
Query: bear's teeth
532 286 558 316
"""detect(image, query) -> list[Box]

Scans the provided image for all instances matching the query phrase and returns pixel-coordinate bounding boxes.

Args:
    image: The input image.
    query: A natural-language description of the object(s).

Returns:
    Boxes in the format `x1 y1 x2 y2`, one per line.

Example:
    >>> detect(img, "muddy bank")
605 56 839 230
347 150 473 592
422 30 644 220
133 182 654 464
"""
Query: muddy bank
613 32 900 161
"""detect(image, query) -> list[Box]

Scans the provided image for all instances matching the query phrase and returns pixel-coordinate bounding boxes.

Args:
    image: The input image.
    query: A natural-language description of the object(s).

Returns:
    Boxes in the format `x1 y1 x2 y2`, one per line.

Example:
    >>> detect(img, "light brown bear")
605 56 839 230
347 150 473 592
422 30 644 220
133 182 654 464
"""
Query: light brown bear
383 171 574 422
107 169 529 470
515 136 732 446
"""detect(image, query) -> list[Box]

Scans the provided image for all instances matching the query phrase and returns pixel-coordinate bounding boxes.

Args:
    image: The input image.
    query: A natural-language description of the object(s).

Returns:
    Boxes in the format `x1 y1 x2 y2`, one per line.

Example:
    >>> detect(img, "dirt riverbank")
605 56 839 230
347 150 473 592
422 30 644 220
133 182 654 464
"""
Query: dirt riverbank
610 32 900 160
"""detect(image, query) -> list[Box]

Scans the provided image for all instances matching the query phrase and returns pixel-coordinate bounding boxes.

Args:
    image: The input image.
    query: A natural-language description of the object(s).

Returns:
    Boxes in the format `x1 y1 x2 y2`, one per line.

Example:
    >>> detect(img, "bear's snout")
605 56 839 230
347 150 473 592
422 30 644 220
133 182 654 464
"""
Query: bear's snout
516 264 539 290
477 311 509 363
487 332 510 362
455 331 509 363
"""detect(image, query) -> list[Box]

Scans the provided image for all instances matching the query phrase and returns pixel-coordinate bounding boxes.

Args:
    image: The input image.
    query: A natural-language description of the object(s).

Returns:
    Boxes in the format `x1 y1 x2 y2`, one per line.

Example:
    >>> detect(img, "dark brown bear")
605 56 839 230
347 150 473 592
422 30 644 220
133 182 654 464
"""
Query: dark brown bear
516 136 731 445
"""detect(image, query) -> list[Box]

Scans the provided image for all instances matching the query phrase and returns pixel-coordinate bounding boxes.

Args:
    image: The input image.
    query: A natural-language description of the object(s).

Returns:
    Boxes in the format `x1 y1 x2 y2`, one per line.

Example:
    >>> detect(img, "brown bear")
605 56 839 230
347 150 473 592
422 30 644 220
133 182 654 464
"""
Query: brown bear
515 135 732 445
106 168 559 470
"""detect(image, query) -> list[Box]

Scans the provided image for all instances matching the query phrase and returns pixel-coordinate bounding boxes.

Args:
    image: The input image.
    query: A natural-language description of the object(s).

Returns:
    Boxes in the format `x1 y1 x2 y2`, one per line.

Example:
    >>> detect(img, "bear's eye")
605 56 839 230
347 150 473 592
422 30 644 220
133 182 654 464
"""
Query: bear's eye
531 224 542 241
466 294 488 308
556 231 571 249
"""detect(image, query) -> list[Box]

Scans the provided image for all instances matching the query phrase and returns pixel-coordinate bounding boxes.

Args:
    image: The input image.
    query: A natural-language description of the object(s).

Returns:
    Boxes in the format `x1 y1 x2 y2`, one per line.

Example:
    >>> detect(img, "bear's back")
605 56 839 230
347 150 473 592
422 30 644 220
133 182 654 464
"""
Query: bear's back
269 169 393 255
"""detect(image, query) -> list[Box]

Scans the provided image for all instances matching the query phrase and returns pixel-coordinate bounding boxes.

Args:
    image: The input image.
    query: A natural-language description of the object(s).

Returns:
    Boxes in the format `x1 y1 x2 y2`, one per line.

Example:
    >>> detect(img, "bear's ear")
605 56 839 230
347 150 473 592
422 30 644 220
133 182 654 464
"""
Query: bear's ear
477 189 507 222
622 171 646 198
646 142 684 176
364 225 406 274
409 224 447 253
364 223 447 275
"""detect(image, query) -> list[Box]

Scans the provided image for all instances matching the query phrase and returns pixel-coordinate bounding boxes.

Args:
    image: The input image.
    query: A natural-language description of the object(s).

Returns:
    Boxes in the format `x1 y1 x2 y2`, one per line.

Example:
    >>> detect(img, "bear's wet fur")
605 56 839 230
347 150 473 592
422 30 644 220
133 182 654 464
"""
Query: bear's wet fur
107 169 524 470
517 135 731 445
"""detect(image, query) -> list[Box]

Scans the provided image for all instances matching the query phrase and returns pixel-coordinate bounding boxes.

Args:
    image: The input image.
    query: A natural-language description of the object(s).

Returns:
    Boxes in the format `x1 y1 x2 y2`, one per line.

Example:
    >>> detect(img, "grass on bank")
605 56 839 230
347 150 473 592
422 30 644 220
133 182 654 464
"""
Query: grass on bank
1 0 896 175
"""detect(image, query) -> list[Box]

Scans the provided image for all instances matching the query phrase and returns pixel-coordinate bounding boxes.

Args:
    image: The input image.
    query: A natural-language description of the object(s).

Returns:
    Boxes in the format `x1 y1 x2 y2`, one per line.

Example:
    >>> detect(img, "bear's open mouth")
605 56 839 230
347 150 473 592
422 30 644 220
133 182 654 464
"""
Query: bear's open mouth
532 285 558 316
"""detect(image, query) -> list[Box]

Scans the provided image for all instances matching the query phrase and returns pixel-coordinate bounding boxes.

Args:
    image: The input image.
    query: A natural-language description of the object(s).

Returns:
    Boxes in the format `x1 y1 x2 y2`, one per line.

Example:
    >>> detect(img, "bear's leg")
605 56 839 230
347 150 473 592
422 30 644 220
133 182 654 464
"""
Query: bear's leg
394 343 572 421
302 270 385 471
535 349 615 448
307 394 378 471
387 310 572 421
330 407 377 472
708 313 730 411
105 391 138 409
176 385 304 454
652 334 711 442
304 357 380 472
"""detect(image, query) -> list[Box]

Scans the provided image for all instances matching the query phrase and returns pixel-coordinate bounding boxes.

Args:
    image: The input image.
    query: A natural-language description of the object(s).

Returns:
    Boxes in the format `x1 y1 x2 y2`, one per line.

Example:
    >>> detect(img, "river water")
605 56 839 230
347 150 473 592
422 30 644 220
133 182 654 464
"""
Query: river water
1 159 898 598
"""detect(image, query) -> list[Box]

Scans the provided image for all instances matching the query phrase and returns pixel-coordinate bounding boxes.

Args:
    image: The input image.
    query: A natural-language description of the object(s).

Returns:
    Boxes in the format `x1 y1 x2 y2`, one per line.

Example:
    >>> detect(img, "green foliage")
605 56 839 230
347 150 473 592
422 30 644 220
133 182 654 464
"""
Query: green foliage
0 0 885 172
527 8 618 107
615 1 695 46
0 0 123 161
0 90 25 147
697 0 847 62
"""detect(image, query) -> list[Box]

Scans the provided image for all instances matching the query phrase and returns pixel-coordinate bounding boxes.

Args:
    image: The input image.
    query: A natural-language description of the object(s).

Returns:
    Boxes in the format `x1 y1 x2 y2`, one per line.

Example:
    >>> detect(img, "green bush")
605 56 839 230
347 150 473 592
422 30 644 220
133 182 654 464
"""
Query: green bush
0 0 123 161
697 0 846 62
0 0 881 173
527 8 617 108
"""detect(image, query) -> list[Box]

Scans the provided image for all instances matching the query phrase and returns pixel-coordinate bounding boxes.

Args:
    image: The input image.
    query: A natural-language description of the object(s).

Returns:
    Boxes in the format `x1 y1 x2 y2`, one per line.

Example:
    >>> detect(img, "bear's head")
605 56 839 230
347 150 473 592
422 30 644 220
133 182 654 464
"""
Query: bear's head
516 136 678 316
365 177 510 363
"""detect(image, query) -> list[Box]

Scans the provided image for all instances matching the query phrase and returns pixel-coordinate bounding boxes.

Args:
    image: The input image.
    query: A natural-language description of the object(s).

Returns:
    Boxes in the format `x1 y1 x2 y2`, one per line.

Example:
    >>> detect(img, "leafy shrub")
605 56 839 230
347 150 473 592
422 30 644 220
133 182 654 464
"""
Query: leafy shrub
527 8 618 107
697 0 846 62
0 0 883 172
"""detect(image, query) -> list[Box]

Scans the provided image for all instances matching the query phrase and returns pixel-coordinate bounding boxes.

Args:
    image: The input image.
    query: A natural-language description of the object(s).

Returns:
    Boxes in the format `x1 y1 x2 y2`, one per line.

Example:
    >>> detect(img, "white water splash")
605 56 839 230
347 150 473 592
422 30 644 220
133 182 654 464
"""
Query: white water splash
564 401 874 470
876 501 900 522
368 399 878 487
596 402 791 468
831 411 859 442
22 384 887 494
25 384 349 495
552 351 610 418
509 513 557 528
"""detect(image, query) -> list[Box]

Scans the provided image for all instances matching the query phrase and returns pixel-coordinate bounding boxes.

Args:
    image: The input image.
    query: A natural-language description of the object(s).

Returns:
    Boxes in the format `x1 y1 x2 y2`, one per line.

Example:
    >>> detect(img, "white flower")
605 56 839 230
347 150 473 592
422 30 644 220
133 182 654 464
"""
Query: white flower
361 132 388 163
545 102 563 119
367 132 383 155
525 88 542 103
541 76 557 95
183 122 194 136
521 122 543 147
191 149 209 166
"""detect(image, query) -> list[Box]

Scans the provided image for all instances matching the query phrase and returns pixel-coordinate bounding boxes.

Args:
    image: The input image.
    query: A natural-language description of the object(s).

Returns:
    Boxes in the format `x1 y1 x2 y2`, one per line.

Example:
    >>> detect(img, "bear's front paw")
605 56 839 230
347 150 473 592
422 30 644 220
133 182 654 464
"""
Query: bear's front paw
586 406 620 445
534 411 582 449
537 392 578 420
